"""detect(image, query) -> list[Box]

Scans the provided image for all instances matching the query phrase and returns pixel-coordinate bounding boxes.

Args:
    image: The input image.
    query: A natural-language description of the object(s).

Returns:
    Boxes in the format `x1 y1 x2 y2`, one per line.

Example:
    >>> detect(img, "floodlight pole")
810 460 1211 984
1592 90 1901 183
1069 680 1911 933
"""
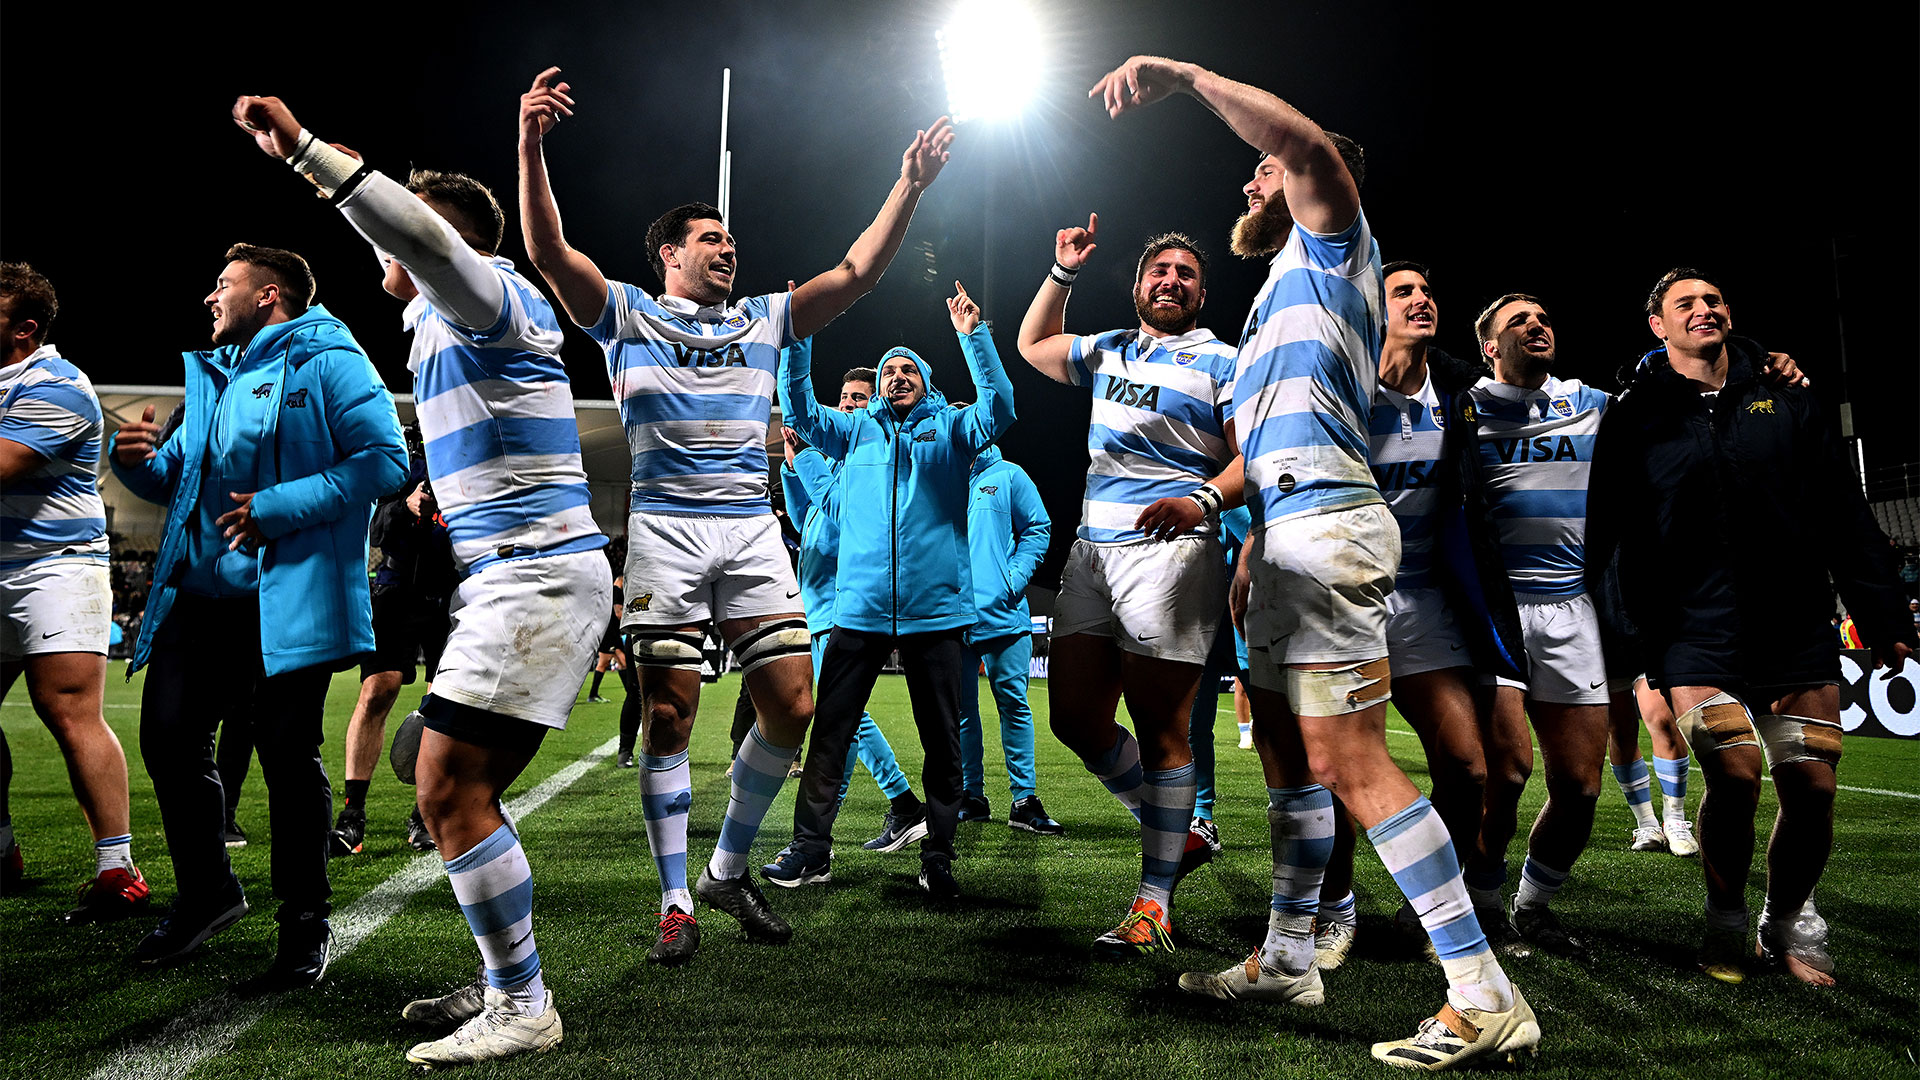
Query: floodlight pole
718 68 732 228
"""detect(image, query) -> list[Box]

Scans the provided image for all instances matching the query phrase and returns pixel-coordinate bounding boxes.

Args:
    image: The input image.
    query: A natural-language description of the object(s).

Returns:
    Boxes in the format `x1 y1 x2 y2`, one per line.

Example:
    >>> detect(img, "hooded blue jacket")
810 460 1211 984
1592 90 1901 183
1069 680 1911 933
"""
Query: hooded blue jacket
779 327 1015 636
110 306 407 676
782 447 844 635
965 446 1049 642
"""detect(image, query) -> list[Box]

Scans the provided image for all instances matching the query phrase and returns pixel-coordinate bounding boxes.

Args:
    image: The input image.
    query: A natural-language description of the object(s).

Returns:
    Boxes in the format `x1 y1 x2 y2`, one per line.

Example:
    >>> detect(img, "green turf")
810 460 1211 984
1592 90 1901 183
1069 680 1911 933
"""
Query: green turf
2 669 1916 1079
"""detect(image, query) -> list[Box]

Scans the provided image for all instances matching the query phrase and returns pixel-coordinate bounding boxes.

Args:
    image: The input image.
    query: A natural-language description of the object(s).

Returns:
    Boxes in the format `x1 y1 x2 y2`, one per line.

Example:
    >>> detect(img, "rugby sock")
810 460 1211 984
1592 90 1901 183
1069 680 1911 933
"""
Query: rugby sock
1137 763 1195 909
1319 890 1359 928
709 727 794 881
445 824 546 1016
94 834 133 874
1262 785 1334 975
1705 899 1749 933
589 671 606 697
0 820 13 852
1079 726 1145 820
639 751 694 914
1463 864 1507 911
1611 758 1659 829
1514 855 1571 911
343 779 370 813
1370 798 1515 1014
1654 754 1691 821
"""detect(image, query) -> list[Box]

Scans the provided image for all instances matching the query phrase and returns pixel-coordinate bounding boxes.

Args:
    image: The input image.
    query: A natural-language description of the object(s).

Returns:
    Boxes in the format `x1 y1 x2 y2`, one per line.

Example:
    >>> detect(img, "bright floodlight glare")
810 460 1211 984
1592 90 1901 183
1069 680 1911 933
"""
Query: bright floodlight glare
937 0 1044 124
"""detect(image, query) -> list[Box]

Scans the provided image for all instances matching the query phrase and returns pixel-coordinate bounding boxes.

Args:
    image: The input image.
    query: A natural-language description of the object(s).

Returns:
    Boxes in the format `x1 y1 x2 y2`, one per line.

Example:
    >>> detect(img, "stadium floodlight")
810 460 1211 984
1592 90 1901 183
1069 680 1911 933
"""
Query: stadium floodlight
936 0 1045 124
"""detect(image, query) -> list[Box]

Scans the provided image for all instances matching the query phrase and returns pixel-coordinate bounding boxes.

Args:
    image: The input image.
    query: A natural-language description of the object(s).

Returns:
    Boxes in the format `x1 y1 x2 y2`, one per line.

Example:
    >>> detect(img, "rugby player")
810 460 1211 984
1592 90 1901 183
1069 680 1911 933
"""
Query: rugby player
1016 221 1243 955
516 69 952 947
231 95 611 1062
1085 55 1538 1069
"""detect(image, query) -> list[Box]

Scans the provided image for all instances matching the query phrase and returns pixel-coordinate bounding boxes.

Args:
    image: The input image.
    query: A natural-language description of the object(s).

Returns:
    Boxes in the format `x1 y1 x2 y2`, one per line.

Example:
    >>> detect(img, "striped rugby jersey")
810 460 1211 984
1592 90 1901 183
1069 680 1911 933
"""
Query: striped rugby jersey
0 345 109 572
1066 326 1236 543
1469 374 1609 597
1232 212 1385 528
406 259 605 575
590 283 794 516
1369 371 1447 590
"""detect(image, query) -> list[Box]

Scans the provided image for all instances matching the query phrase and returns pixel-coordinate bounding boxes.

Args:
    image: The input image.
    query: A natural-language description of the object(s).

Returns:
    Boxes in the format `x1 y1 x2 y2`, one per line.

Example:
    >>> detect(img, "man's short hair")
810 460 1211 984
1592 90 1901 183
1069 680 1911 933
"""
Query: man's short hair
645 202 724 287
224 243 317 311
1135 233 1208 291
842 366 877 386
1256 132 1366 191
1646 267 1725 319
0 262 58 345
1382 260 1431 288
1474 292 1545 346
407 169 506 254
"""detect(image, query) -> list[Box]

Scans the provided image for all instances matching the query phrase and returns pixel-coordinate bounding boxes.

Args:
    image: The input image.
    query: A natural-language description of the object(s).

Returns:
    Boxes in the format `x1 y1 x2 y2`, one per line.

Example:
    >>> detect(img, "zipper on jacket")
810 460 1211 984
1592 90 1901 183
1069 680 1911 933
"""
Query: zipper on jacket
890 413 900 637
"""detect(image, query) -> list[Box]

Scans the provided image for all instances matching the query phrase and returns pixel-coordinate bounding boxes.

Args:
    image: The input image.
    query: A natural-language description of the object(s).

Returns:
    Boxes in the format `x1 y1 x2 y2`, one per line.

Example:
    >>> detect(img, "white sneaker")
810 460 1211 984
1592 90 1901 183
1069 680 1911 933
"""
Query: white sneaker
1237 728 1254 750
1371 987 1542 1070
1629 824 1669 853
1178 952 1324 1005
1664 819 1699 857
405 988 562 1066
1313 917 1358 971
401 969 487 1024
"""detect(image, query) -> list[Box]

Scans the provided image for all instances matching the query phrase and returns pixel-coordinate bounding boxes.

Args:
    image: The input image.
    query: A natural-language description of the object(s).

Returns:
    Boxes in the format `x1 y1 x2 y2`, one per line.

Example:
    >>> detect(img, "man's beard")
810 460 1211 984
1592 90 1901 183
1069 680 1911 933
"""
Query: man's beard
1230 202 1290 258
1134 289 1200 335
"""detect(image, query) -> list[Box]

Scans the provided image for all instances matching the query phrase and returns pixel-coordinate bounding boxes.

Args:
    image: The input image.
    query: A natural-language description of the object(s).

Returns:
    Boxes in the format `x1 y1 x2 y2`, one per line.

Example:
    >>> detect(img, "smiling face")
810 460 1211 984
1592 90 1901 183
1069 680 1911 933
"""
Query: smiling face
1132 247 1205 335
204 260 274 347
1650 278 1732 359
1483 299 1557 383
1384 269 1437 344
878 355 926 416
838 379 874 413
661 217 736 306
1231 154 1292 258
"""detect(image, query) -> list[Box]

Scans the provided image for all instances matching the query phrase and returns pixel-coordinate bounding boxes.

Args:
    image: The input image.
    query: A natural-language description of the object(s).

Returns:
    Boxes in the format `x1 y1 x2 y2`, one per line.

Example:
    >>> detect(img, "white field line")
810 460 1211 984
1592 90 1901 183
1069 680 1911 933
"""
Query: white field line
1215 708 1920 801
87 737 617 1080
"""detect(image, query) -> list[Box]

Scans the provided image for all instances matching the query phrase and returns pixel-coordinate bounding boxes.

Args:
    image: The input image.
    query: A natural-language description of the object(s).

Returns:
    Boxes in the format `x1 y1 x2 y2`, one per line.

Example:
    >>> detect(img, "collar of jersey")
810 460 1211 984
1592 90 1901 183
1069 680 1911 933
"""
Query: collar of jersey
655 293 734 320
1137 327 1218 355
1375 367 1434 410
1477 374 1563 402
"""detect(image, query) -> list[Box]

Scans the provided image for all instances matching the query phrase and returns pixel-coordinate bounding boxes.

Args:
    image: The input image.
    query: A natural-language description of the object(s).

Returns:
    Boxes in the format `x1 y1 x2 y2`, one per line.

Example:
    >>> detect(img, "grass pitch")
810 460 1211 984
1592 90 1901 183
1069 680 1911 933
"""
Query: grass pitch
2 669 1916 1079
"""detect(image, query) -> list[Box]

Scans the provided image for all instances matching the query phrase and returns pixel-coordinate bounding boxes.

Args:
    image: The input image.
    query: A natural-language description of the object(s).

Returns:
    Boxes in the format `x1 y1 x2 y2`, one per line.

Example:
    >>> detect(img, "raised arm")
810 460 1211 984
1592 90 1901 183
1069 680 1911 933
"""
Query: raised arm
789 117 955 340
516 67 611 327
948 282 1017 453
230 96 505 331
1090 57 1357 235
777 336 855 461
1016 213 1098 384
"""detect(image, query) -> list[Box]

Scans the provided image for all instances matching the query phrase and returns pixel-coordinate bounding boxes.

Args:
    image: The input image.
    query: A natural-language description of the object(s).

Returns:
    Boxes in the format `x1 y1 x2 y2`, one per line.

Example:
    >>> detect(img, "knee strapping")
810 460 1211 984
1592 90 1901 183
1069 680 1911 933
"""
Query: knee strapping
627 630 706 671
1284 657 1391 717
730 619 810 675
1677 691 1758 755
1754 713 1843 770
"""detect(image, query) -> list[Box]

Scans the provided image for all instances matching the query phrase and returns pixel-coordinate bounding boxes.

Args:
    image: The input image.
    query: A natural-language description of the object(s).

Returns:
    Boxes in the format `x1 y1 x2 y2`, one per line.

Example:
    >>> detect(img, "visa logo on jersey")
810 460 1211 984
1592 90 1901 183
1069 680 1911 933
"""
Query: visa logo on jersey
1101 377 1162 411
1489 435 1582 464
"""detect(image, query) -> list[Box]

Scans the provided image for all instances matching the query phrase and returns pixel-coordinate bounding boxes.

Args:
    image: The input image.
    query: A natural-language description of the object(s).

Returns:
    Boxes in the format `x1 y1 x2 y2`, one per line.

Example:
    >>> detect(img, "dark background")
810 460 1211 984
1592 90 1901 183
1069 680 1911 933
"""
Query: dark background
5 1 1915 582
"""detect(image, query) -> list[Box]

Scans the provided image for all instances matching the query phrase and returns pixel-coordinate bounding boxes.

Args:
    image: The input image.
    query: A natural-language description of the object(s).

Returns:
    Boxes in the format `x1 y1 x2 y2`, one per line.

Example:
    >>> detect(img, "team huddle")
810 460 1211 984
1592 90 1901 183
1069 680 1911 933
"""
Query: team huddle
1 54 1912 1073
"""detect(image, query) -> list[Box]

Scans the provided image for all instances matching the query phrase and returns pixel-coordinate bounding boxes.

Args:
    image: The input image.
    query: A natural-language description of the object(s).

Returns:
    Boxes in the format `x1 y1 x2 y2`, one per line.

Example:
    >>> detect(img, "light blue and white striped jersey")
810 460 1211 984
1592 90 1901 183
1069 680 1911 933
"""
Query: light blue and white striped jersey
1232 212 1385 528
1469 374 1609 597
590 283 794 516
0 345 109 572
406 259 605 575
1369 372 1447 591
1067 326 1236 543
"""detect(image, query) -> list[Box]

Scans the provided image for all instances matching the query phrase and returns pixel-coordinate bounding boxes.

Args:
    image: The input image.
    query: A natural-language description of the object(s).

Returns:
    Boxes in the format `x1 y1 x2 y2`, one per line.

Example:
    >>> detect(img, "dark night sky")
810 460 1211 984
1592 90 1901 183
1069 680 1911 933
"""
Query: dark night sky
5 1 1915 582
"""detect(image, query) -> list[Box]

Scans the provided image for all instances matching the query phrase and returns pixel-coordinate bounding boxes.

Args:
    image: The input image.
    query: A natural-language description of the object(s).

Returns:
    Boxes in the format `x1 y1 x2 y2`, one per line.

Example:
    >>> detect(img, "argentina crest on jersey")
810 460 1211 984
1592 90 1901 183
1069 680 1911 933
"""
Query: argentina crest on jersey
1173 351 1197 366
1550 397 1574 419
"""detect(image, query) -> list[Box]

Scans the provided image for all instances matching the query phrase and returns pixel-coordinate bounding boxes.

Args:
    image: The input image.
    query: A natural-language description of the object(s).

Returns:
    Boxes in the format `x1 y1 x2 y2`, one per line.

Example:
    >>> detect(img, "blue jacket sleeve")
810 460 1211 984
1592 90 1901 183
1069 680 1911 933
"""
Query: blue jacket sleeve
952 324 1017 454
250 347 407 538
1005 464 1050 597
778 336 855 461
780 464 812 525
107 422 185 506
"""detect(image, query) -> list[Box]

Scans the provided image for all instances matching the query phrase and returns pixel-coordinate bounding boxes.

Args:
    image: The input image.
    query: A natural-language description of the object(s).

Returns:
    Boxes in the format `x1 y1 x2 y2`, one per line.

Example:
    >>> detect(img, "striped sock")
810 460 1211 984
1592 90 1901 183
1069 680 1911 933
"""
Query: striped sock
1137 763 1195 908
1263 785 1334 974
1654 755 1690 821
445 824 546 1015
709 726 794 880
1080 726 1145 821
1319 890 1358 927
94 834 133 874
639 751 693 913
1514 855 1570 911
1611 758 1658 829
1370 798 1514 1013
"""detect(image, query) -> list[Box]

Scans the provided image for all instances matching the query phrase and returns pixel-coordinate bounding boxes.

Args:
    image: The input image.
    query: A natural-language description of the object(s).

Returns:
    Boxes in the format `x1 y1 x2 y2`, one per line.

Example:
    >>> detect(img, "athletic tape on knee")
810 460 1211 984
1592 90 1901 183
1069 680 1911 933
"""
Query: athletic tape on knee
730 619 810 675
1676 691 1758 755
1753 713 1843 769
626 630 706 671
1283 657 1391 717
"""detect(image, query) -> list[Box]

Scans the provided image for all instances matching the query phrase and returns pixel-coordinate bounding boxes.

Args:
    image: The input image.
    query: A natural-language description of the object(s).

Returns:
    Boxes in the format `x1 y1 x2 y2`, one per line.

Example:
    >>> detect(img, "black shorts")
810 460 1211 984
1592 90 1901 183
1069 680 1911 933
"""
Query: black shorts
361 587 452 684
419 693 548 754
1649 631 1838 696
597 613 621 654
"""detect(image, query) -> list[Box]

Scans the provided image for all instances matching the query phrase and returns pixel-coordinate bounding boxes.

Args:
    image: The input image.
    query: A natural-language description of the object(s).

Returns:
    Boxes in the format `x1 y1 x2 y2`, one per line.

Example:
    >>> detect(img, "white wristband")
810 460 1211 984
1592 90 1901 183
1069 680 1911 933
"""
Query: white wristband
286 129 363 198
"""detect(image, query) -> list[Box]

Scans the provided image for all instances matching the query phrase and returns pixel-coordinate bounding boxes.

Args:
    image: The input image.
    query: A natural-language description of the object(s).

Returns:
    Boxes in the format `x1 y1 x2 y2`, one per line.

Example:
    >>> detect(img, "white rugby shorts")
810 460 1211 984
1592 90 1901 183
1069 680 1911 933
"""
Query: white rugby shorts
1386 586 1471 679
1053 534 1226 666
1 558 110 661
432 549 613 728
621 512 801 630
1243 502 1399 670
1488 592 1609 706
